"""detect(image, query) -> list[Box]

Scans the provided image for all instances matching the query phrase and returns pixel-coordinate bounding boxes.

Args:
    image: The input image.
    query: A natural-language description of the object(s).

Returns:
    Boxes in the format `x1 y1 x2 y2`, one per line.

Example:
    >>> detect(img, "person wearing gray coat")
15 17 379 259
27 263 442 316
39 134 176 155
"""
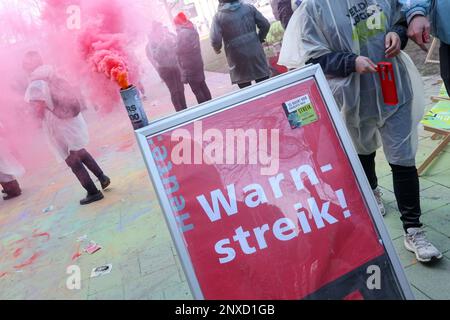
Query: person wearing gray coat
210 0 271 89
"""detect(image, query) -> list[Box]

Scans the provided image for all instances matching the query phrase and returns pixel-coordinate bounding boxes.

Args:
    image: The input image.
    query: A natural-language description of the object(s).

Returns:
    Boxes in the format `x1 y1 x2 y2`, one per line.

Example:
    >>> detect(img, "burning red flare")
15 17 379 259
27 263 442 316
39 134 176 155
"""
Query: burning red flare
80 32 131 89
90 49 130 89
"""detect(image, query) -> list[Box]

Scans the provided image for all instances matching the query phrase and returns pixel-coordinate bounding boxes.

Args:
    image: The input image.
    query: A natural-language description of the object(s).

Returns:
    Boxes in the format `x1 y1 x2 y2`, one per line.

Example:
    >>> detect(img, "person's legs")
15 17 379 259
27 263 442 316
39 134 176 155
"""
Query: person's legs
346 120 385 214
358 152 385 215
358 152 378 190
379 101 420 229
76 149 110 190
380 102 442 262
200 81 212 101
440 42 450 95
76 149 103 178
173 68 187 111
160 68 187 112
0 173 21 200
389 163 422 230
65 151 103 205
189 81 212 104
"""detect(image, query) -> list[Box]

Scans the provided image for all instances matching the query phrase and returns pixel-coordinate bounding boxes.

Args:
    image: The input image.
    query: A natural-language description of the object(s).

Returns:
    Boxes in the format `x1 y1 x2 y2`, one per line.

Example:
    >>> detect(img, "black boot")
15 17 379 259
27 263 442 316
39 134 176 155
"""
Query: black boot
1 180 22 200
80 190 104 205
99 175 111 190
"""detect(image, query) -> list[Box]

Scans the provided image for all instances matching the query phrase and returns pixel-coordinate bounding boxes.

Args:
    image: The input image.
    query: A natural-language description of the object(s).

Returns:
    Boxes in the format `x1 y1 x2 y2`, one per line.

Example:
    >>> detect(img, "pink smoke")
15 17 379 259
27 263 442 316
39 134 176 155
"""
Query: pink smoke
0 0 159 170
79 32 130 90
40 0 150 112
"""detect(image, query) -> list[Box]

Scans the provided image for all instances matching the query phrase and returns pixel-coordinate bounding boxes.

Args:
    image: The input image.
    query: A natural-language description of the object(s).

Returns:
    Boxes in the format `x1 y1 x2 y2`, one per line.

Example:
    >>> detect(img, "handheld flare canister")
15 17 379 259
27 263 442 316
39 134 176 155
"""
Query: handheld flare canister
377 62 399 106
120 84 149 130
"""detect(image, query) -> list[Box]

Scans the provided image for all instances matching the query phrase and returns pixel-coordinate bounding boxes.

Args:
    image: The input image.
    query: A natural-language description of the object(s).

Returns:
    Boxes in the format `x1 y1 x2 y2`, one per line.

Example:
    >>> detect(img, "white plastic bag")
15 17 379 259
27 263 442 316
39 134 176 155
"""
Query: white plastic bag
278 6 303 69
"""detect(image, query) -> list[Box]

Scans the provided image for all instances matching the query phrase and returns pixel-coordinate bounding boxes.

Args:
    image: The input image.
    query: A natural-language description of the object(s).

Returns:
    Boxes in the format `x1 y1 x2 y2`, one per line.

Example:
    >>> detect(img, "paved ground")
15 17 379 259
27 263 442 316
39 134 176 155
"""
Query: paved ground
1 67 449 300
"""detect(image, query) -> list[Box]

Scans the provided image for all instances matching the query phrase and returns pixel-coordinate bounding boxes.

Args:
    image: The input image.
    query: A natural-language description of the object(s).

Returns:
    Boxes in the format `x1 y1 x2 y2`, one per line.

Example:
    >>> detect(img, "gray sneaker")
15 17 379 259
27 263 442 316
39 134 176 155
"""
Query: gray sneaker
404 228 443 263
373 187 386 216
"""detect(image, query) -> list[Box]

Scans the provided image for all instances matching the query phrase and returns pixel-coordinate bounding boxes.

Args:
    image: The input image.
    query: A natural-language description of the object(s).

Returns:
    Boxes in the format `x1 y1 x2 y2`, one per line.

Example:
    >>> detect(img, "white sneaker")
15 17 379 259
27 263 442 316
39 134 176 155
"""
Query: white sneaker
373 187 386 216
404 228 443 263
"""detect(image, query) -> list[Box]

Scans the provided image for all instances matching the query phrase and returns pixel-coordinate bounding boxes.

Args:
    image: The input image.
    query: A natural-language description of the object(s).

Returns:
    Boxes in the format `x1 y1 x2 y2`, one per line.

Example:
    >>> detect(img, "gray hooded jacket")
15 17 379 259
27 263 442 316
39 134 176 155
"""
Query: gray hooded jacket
210 1 270 84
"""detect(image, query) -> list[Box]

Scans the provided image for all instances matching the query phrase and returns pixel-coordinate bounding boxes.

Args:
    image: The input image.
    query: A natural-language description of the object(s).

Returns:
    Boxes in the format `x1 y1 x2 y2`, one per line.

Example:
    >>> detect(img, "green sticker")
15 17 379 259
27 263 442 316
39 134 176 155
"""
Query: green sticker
283 95 319 129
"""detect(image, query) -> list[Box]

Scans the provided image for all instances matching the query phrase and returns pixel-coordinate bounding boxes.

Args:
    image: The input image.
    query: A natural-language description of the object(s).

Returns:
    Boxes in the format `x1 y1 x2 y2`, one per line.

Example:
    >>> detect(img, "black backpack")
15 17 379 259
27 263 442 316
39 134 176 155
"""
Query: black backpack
46 76 81 119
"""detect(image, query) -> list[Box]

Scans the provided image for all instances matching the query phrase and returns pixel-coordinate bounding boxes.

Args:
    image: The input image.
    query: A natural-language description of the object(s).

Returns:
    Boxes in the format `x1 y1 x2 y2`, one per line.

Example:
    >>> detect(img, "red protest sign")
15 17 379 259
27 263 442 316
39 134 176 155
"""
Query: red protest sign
138 67 412 300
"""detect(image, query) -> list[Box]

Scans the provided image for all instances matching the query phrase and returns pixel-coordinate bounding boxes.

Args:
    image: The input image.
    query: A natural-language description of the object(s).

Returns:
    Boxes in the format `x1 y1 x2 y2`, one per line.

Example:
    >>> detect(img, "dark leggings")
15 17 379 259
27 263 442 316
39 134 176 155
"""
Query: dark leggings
159 67 187 112
189 81 212 104
359 152 422 231
440 42 450 96
65 149 104 195
238 76 270 89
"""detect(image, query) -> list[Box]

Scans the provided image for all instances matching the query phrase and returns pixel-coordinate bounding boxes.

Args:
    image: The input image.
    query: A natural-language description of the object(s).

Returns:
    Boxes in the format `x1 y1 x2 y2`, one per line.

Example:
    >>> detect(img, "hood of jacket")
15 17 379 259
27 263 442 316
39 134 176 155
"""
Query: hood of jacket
175 21 195 31
29 64 54 82
219 1 241 12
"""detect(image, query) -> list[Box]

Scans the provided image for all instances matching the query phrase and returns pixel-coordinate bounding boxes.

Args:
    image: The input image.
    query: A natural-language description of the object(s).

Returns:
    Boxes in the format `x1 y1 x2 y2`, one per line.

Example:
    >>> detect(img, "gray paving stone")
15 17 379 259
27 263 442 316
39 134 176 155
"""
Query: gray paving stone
418 149 450 175
383 205 405 240
405 256 450 300
138 246 178 276
123 264 183 299
378 175 435 193
420 185 450 214
411 285 431 300
421 204 450 240
87 286 124 300
422 169 450 188
163 281 193 300
378 186 397 205
392 237 419 268
88 267 124 296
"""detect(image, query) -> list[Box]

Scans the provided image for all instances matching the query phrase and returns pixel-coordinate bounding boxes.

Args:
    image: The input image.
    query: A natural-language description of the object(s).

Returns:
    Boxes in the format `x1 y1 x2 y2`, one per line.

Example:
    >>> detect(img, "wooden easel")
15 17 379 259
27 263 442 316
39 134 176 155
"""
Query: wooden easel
431 95 450 102
424 38 440 64
418 43 450 175
418 126 450 176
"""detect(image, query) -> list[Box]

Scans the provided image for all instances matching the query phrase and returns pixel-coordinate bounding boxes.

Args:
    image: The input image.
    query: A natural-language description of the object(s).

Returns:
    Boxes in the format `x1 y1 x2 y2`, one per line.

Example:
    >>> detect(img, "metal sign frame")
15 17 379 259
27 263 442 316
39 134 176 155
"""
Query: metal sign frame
135 64 415 300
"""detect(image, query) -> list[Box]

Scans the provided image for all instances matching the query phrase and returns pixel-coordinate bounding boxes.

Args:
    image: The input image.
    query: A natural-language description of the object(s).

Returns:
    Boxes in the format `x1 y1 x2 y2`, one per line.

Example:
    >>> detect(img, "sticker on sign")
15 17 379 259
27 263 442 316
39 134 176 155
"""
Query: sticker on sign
283 94 319 129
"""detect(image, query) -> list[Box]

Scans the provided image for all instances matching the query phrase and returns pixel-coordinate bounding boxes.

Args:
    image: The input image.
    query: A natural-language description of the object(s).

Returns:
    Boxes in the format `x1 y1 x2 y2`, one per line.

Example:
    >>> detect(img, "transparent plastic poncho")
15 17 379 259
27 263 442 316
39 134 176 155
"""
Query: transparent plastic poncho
279 0 425 166
25 65 89 160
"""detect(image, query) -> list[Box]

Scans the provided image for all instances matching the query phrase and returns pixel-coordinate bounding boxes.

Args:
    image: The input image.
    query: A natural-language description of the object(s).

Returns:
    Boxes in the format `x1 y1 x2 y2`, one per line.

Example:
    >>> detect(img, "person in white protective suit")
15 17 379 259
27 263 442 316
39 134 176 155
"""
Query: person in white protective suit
23 51 111 205
0 122 24 200
279 0 442 263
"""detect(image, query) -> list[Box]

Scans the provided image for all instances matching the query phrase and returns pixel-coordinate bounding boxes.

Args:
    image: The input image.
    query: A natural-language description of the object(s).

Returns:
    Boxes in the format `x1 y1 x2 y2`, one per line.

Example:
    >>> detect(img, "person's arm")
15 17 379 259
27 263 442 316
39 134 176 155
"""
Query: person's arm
210 16 223 54
253 6 271 43
388 20 409 50
399 0 431 24
399 0 431 50
383 3 411 56
307 52 358 77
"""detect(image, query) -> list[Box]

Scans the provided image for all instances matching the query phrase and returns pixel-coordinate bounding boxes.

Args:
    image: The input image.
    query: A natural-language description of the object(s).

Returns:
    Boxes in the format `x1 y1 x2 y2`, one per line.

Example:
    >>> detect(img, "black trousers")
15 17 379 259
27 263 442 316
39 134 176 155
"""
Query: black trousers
440 42 450 96
189 80 212 104
358 152 422 231
159 67 187 112
65 149 103 195
238 76 270 89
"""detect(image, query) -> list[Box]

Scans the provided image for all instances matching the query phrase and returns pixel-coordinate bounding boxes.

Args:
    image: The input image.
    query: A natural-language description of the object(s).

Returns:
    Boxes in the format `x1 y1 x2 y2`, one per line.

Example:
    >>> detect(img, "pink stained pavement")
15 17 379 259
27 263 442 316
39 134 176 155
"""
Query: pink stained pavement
0 71 235 299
